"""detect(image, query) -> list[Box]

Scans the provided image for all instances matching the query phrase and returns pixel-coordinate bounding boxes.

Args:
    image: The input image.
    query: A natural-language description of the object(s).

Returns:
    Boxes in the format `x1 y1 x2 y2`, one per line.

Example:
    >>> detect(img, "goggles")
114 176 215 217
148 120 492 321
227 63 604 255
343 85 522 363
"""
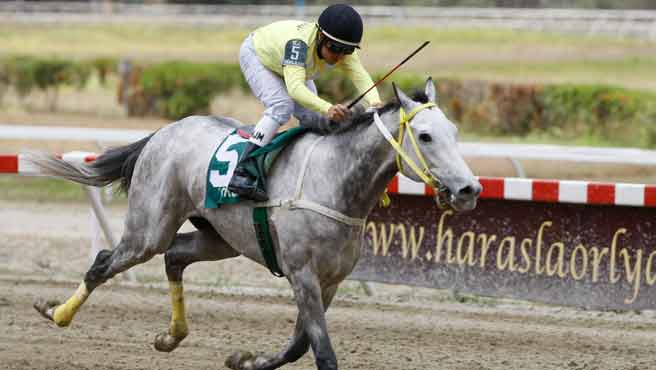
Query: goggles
325 40 355 55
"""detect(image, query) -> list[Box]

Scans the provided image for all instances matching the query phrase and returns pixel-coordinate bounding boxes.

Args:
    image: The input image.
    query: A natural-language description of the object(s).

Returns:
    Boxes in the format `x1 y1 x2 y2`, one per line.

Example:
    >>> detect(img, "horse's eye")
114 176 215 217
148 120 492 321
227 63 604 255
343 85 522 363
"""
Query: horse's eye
419 133 432 143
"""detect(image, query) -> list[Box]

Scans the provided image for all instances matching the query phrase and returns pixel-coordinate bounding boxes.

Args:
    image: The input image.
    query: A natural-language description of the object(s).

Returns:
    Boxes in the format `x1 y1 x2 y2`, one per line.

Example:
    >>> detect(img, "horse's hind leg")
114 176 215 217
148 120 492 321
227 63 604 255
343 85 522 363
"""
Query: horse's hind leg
225 280 340 370
34 204 185 327
154 224 239 352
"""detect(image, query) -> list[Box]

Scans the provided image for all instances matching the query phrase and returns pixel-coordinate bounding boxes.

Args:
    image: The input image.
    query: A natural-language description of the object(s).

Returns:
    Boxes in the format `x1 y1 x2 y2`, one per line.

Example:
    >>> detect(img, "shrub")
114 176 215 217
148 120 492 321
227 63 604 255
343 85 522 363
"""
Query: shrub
540 85 653 143
139 61 247 119
2 55 654 148
5 56 39 98
89 58 118 86
3 56 91 110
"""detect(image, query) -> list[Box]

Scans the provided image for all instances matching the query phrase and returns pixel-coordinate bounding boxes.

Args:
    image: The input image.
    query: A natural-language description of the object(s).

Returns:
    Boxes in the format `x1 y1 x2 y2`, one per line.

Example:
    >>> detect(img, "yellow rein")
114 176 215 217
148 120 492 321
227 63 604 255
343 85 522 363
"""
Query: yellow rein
373 102 440 207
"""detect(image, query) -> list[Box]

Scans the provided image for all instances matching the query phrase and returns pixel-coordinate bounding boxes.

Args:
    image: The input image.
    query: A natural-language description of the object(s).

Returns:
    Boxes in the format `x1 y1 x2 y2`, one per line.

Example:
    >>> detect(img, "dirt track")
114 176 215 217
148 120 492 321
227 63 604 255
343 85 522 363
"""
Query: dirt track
2 277 656 370
2 200 656 370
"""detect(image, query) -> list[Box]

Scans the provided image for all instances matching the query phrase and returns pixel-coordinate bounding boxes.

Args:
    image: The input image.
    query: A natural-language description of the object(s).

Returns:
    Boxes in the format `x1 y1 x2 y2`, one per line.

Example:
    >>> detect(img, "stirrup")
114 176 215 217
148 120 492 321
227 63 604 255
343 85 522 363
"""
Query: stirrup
228 169 268 202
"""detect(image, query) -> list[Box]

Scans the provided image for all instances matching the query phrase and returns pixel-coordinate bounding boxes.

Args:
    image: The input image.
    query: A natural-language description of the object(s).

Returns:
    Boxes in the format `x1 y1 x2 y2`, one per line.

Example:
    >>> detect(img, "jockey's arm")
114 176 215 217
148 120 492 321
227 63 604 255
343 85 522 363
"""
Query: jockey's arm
283 65 332 115
339 52 383 108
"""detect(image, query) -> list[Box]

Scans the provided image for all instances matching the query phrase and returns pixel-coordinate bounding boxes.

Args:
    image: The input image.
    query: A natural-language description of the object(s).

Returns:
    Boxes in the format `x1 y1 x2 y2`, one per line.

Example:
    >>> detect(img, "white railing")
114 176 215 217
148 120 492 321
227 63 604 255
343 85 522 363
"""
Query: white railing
4 124 656 175
0 124 150 143
2 2 655 39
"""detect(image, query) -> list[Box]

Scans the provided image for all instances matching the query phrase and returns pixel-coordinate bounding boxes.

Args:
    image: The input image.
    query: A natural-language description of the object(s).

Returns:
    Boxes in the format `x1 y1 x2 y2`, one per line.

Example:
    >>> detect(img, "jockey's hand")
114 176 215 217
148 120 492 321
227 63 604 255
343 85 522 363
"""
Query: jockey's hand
327 104 350 122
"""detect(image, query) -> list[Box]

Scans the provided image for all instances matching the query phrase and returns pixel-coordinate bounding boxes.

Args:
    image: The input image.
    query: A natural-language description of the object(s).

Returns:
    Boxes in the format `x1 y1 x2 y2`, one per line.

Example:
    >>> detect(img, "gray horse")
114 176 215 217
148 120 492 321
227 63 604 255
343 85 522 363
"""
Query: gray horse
29 78 480 370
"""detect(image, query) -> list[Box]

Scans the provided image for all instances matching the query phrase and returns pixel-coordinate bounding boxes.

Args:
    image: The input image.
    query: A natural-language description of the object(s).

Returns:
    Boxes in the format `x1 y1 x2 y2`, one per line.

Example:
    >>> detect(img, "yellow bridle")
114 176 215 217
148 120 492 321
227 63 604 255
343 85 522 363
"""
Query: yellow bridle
373 102 442 207
395 102 439 185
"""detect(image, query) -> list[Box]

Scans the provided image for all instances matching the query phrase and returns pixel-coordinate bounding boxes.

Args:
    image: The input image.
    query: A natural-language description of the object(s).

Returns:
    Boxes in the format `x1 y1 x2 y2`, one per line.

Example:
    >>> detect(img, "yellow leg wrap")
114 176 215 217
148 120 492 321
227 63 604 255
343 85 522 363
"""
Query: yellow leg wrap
169 281 188 338
52 282 89 327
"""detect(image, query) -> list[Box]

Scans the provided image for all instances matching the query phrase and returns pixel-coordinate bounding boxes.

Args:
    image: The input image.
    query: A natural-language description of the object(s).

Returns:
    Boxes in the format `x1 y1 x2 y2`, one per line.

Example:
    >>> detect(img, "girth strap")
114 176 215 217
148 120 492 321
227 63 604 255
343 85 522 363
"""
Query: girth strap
252 207 284 277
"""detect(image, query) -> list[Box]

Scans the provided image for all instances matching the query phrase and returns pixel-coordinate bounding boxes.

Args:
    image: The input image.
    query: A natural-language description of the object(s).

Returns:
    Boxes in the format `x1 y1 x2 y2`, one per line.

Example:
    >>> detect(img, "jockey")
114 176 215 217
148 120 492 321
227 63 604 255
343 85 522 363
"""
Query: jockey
228 3 383 201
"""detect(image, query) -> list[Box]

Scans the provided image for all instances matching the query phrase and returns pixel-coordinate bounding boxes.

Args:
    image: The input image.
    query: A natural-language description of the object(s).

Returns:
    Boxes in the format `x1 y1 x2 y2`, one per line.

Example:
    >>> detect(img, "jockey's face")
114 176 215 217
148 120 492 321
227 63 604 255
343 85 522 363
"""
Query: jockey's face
319 35 353 65
320 44 344 65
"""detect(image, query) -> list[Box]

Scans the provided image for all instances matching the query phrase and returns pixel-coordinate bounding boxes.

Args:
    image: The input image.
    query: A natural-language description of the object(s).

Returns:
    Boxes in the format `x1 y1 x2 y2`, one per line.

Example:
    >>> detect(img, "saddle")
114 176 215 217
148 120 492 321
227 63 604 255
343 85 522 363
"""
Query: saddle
205 125 308 209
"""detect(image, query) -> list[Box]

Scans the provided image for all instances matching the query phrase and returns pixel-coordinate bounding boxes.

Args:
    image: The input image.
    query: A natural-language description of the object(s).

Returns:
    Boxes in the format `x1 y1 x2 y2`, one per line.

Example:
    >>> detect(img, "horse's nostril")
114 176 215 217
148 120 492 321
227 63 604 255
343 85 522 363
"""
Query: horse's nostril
459 186 473 195
458 184 482 197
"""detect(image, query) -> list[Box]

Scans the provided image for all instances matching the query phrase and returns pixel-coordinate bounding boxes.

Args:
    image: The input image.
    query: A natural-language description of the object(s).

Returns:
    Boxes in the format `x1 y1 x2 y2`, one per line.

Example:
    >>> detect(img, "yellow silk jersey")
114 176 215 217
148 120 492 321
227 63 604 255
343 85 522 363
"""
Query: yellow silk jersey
252 20 381 114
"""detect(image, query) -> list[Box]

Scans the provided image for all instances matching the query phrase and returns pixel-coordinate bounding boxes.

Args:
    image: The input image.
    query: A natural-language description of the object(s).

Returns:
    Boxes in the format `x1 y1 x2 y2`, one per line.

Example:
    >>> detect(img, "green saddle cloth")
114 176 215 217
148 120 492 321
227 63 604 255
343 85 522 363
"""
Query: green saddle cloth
205 126 308 208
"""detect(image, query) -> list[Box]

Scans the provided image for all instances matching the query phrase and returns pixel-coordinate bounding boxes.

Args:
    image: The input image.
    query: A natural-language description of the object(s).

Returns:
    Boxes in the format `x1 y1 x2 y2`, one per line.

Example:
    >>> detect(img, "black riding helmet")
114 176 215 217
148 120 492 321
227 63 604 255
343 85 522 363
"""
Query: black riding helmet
317 4 363 50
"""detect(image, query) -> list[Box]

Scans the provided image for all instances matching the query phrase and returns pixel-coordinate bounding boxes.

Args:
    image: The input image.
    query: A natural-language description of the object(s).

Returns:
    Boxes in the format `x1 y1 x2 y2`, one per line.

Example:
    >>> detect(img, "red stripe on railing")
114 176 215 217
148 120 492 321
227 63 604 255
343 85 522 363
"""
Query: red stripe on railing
425 184 435 197
0 155 18 173
479 177 504 199
532 180 559 202
387 176 399 194
645 185 656 207
587 183 615 205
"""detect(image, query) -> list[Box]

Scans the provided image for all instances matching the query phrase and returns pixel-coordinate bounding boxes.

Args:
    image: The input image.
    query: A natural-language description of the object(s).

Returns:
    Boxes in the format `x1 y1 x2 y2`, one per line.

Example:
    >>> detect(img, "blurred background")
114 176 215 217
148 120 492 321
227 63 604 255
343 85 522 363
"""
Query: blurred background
1 0 656 201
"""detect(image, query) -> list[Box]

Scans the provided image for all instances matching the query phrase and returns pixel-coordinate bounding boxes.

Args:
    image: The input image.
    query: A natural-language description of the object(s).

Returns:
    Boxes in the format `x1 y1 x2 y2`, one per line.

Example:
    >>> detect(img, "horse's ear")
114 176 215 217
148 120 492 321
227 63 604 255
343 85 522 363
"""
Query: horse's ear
425 77 437 103
392 82 415 110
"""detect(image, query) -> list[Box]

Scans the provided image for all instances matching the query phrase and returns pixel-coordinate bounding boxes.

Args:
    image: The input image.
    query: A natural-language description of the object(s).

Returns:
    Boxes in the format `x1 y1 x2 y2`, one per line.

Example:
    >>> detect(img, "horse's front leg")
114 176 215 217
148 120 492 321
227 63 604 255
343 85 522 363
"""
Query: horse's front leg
293 270 339 370
290 267 338 370
284 282 339 365
226 279 340 370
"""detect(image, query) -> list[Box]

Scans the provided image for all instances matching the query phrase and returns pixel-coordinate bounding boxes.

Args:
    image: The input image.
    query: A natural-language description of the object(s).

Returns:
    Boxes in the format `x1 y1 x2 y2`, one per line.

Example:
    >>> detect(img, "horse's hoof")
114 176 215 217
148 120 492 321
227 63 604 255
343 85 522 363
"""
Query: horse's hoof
225 351 255 370
153 332 183 352
33 298 60 322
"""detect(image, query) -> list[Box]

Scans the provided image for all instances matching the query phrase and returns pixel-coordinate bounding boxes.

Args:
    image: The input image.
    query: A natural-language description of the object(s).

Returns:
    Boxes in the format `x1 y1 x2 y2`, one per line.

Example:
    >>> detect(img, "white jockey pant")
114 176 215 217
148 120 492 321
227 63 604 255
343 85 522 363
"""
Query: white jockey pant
239 34 319 146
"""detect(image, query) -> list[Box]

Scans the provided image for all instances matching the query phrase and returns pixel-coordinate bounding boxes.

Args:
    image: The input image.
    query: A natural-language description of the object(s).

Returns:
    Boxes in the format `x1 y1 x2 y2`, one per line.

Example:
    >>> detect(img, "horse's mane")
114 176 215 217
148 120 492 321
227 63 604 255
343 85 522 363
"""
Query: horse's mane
350 90 430 128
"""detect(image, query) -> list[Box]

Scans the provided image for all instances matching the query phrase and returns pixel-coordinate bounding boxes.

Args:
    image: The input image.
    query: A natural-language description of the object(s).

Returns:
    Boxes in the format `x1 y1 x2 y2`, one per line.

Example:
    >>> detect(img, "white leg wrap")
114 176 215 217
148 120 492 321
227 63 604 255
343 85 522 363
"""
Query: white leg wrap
250 115 280 146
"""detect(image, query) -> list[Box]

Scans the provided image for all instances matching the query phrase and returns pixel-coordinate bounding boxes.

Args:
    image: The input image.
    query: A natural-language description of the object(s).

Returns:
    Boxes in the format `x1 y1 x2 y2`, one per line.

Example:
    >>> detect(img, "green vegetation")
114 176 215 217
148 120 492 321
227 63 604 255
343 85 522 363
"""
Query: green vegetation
0 23 248 60
140 61 248 118
540 85 656 147
0 176 88 202
2 56 654 147
0 56 114 110
0 24 653 90
457 82 656 147
0 176 132 203
0 23 653 148
116 61 656 148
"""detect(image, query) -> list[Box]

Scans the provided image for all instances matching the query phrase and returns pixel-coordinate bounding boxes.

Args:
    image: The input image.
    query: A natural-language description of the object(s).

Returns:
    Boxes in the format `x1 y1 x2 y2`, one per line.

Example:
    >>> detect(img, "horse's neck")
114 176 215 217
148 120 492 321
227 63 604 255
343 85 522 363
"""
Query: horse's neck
326 111 400 217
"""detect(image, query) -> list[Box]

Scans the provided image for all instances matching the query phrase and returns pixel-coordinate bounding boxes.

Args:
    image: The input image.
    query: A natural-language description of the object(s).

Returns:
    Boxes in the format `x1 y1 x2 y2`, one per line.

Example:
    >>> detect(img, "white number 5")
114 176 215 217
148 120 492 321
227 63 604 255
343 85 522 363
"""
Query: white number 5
290 44 300 60
209 135 248 188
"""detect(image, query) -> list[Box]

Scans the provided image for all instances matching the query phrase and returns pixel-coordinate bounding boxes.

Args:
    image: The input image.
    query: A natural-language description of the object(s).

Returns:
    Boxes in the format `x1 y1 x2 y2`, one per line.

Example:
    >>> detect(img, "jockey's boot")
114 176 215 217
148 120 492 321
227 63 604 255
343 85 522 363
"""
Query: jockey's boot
228 142 268 202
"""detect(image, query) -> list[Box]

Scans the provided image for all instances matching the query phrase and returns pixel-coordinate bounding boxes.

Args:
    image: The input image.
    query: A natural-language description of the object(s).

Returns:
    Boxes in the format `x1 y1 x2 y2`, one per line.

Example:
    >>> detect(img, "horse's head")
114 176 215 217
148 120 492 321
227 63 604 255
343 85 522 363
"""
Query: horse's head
374 78 481 212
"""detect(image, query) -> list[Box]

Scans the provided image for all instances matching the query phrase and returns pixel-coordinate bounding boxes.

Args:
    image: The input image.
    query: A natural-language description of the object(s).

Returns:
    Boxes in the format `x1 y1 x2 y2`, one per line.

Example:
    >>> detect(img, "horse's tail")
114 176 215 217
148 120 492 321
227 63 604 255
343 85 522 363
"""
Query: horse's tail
24 133 155 193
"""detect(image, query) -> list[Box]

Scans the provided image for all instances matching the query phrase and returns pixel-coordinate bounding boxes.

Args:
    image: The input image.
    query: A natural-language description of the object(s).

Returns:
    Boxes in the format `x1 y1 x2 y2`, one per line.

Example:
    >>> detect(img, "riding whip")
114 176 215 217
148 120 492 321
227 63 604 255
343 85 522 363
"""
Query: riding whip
347 40 430 109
